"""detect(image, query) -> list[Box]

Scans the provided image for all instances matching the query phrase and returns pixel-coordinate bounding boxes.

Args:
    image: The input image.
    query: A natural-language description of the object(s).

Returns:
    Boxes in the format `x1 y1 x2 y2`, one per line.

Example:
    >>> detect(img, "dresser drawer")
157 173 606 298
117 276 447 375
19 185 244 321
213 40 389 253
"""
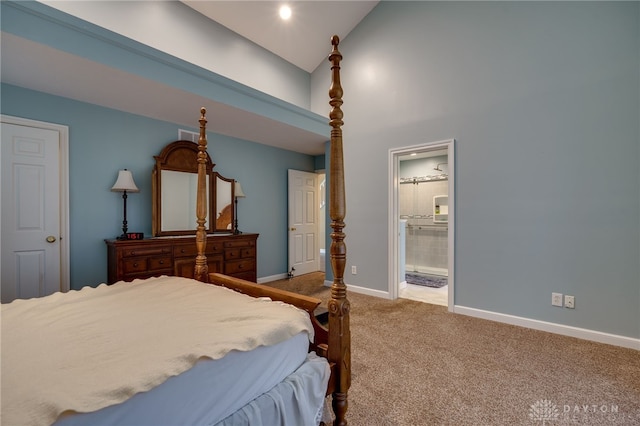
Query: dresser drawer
123 258 148 274
174 244 197 257
149 256 172 270
225 249 240 261
223 240 255 249
209 241 225 254
174 241 224 257
122 245 171 258
225 259 256 275
240 247 256 258
174 256 223 279
224 247 255 260
123 256 172 275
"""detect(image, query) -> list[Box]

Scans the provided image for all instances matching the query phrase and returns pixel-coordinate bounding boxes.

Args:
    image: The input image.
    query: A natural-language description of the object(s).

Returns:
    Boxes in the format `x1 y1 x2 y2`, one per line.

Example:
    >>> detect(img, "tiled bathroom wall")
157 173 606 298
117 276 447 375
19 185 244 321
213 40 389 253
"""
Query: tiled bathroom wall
400 180 448 275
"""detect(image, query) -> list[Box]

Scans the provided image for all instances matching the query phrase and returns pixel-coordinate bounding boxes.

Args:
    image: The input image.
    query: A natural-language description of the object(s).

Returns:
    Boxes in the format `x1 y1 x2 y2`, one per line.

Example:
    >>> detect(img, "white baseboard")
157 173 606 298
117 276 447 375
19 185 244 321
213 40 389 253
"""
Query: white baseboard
263 275 638 350
454 305 640 351
257 273 287 284
324 280 393 299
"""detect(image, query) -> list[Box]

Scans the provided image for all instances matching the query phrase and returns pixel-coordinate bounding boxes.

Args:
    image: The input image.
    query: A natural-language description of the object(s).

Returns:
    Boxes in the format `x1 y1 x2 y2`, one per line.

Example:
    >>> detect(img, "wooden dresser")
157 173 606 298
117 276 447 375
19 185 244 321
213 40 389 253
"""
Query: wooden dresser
106 233 258 284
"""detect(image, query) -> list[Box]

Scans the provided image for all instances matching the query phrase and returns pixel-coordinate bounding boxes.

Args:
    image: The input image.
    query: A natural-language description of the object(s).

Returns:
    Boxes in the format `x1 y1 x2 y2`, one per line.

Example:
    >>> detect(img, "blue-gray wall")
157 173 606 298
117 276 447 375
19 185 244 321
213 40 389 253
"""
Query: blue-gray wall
2 1 638 341
1 1 329 289
1 83 315 289
310 1 639 339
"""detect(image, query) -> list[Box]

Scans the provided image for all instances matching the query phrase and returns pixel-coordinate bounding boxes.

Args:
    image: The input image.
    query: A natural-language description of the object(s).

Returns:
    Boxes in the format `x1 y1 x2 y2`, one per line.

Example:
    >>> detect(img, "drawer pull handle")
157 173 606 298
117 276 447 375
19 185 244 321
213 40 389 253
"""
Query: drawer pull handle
159 260 164 264
131 251 136 255
133 263 138 267
181 249 185 253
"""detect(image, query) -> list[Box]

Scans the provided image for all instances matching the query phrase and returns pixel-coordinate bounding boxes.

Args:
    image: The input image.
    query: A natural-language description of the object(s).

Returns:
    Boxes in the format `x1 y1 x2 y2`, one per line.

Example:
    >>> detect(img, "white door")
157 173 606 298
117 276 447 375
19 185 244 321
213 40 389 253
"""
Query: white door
1 123 62 302
288 169 318 276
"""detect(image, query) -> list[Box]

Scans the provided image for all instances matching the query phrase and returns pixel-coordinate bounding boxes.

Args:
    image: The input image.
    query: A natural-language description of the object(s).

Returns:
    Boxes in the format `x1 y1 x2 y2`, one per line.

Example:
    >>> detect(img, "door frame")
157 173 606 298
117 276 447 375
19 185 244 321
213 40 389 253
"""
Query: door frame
287 169 319 277
388 139 455 311
1 114 70 293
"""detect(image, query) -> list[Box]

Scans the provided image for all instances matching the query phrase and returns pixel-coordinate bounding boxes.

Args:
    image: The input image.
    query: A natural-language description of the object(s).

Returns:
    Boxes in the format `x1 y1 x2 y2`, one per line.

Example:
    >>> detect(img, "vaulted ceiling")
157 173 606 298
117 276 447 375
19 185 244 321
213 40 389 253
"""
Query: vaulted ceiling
1 2 378 155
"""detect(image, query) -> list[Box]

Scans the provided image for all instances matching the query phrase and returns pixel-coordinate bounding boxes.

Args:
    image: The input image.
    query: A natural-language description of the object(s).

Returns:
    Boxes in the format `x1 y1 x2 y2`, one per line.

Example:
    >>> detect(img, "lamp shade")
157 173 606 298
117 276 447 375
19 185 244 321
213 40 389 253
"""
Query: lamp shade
111 169 139 193
234 181 246 198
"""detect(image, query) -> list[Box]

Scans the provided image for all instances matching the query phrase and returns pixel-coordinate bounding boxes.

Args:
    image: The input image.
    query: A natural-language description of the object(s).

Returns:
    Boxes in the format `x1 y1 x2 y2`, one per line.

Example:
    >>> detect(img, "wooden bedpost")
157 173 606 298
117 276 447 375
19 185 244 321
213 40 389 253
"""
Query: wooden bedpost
328 35 351 426
194 107 209 283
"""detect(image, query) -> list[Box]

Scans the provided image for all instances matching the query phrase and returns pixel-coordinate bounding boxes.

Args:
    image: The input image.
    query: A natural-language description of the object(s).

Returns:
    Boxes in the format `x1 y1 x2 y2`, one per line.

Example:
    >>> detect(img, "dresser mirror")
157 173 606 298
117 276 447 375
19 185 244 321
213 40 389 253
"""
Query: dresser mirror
214 174 235 231
152 140 235 236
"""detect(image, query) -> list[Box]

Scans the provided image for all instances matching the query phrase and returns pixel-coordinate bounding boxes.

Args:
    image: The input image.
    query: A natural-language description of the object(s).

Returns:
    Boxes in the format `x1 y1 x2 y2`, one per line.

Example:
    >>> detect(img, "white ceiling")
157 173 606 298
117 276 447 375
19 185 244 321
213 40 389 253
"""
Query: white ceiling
181 1 378 73
1 1 378 155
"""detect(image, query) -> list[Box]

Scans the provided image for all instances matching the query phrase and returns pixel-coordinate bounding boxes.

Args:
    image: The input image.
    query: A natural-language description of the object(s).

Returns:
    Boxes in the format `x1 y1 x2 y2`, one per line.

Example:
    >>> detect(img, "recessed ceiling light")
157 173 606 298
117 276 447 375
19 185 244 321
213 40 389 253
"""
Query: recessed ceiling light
279 5 292 20
410 153 417 156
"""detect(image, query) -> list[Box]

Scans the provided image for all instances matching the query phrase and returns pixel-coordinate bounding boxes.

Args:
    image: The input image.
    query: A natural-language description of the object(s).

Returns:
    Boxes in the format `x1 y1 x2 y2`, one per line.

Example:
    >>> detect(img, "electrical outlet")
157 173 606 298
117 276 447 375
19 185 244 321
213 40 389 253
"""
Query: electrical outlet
552 292 563 307
351 265 357 275
564 295 575 309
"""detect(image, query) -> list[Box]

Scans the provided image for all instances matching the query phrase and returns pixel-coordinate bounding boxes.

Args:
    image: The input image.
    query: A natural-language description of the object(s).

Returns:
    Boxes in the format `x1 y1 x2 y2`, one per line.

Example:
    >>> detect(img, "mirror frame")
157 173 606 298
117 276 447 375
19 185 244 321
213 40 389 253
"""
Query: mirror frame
213 173 236 232
152 140 235 236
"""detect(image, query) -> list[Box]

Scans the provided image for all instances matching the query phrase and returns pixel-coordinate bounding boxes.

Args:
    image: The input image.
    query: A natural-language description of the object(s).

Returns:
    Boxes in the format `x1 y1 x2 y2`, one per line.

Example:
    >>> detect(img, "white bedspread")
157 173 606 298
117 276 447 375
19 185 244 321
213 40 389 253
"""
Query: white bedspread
1 276 314 426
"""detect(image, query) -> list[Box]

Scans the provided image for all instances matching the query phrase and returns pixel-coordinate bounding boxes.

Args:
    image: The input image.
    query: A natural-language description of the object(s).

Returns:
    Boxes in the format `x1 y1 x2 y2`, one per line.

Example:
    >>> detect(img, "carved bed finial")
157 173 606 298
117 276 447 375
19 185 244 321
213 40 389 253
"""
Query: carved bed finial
194 107 209 282
327 35 351 426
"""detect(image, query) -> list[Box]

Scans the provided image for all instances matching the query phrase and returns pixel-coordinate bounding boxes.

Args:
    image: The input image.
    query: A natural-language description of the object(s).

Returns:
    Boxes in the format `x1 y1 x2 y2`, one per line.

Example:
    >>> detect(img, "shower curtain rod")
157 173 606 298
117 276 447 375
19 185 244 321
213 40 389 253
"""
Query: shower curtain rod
400 175 448 184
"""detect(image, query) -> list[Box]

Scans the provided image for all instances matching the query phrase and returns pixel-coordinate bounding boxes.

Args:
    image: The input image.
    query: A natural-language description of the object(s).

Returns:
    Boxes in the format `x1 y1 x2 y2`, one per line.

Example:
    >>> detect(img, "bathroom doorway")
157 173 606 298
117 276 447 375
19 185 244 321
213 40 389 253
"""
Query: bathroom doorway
388 140 455 310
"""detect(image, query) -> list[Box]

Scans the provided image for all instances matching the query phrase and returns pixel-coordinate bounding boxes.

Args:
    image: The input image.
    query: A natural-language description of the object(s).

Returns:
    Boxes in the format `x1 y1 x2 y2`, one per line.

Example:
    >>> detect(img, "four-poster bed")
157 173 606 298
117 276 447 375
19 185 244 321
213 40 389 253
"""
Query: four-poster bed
200 34 351 425
1 37 350 426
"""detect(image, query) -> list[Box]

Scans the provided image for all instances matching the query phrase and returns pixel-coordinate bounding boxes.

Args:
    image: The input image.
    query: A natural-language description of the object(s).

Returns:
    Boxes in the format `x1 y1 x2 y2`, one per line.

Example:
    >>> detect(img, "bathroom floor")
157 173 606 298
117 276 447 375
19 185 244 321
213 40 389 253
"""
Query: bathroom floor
400 282 448 306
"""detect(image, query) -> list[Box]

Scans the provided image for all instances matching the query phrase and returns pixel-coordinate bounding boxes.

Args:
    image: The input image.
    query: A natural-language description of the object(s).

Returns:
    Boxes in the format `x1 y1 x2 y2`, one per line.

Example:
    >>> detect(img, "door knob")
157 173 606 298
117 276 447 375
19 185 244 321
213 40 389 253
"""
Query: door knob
46 236 57 243
290 227 297 231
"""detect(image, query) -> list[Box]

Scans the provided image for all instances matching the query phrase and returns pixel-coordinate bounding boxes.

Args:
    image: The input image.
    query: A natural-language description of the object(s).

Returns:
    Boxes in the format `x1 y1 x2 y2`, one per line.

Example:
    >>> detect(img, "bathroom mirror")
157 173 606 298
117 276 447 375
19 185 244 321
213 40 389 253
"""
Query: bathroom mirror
152 140 234 236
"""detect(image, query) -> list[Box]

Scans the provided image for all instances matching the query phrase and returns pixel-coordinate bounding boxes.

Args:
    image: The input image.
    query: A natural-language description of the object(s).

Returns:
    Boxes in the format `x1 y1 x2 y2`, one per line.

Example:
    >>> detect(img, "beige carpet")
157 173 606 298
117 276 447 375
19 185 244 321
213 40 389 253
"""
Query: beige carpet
266 272 640 425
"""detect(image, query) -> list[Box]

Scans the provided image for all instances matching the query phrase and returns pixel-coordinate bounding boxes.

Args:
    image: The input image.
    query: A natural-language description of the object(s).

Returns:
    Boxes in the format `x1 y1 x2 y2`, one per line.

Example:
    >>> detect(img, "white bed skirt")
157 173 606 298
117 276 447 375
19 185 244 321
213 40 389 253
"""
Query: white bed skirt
55 333 329 426
215 352 331 426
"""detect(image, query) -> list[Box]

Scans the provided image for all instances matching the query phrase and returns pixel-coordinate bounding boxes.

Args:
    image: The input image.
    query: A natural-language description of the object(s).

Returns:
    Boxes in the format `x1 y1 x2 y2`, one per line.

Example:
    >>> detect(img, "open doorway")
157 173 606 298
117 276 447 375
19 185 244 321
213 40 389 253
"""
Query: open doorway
388 140 455 311
286 169 326 279
317 173 326 273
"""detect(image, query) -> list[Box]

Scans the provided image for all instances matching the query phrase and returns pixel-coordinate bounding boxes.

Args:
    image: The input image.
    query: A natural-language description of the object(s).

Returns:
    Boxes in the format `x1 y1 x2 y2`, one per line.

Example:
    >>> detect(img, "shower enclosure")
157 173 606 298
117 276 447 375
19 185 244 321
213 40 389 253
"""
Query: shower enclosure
399 169 448 277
